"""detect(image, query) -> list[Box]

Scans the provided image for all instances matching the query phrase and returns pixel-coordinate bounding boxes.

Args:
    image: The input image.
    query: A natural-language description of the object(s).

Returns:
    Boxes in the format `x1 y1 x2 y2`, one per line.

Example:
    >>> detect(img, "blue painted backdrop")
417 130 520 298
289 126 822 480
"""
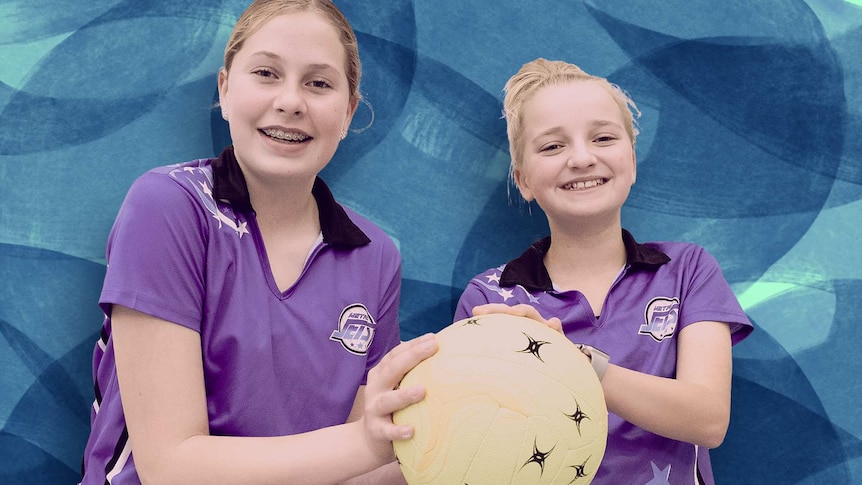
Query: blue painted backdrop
1 0 861 483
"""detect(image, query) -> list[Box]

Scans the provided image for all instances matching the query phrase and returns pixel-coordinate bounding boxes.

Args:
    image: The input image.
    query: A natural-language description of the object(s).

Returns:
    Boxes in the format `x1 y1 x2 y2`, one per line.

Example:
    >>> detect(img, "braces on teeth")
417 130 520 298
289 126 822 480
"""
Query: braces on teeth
263 128 308 141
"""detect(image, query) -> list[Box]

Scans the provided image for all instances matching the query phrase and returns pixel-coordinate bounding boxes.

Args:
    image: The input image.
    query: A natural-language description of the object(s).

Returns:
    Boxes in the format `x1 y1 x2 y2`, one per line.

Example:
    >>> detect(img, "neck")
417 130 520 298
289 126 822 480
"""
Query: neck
544 219 626 281
247 174 319 233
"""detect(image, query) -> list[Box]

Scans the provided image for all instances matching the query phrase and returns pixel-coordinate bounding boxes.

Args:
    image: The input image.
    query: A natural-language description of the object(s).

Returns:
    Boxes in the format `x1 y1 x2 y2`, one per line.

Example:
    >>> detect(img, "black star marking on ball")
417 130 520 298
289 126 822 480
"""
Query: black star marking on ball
517 332 551 362
521 438 555 475
563 399 591 436
462 318 481 327
568 456 591 483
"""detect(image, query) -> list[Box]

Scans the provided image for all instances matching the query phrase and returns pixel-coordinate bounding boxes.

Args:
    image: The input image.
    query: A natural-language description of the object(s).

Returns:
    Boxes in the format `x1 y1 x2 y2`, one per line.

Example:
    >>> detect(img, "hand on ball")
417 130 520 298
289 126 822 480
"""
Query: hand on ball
472 303 563 333
362 333 439 464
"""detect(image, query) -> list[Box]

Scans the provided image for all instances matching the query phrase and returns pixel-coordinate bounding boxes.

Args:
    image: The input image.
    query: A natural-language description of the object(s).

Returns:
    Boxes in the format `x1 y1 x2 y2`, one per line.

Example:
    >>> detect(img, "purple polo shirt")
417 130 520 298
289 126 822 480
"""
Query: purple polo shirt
80 147 401 484
454 230 753 485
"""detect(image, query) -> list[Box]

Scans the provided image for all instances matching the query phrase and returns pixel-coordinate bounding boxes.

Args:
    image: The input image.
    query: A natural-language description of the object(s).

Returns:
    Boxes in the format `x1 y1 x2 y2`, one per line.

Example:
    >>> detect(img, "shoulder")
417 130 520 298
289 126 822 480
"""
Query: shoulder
474 265 508 281
644 240 706 256
111 158 224 240
628 238 732 288
453 265 509 321
125 159 214 207
464 265 509 290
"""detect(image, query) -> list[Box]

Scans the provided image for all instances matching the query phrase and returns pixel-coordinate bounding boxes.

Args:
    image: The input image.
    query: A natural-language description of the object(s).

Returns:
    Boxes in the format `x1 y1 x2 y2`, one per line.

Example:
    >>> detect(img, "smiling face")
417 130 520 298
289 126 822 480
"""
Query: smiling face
217 11 357 185
514 80 637 227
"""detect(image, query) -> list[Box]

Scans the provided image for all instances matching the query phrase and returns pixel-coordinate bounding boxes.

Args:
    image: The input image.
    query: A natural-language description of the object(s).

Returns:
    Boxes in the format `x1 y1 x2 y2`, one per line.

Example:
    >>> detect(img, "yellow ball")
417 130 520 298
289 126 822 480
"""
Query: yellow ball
393 313 608 484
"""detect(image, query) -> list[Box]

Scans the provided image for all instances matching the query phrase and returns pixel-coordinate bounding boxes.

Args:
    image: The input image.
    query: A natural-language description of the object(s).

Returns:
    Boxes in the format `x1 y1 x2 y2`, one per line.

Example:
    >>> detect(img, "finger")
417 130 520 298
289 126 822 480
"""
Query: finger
471 303 499 315
547 317 563 333
472 304 563 333
371 386 425 441
473 303 542 321
367 334 437 391
471 303 522 316
375 385 426 417
383 422 416 441
379 333 438 369
508 304 543 320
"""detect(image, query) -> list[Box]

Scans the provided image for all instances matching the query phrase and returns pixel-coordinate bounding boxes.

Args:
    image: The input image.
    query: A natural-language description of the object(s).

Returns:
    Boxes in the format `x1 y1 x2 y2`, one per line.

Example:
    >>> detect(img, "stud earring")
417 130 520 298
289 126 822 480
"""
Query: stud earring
221 110 228 121
339 130 346 140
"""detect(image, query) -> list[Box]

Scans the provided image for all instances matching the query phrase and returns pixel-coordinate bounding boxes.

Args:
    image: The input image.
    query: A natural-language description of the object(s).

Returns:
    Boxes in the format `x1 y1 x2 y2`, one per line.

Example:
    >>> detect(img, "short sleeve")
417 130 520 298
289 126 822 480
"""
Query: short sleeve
453 278 493 322
362 254 402 383
99 171 207 331
679 246 753 345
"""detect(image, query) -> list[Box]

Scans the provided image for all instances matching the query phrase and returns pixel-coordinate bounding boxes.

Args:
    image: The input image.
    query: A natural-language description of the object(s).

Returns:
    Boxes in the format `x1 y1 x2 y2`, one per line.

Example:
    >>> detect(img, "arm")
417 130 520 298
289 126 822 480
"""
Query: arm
339 389 408 485
602 320 732 448
339 463 405 485
471 304 732 448
113 305 436 485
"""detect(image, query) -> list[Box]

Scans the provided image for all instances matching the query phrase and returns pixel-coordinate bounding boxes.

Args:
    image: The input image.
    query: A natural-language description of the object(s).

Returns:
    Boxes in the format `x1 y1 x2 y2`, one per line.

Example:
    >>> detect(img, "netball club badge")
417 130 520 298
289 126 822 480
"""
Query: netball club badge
330 304 376 355
639 297 680 342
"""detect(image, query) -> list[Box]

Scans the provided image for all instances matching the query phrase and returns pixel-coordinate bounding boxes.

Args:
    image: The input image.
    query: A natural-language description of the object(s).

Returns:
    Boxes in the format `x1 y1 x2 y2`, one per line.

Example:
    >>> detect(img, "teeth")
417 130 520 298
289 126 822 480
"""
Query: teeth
564 179 604 190
262 128 309 142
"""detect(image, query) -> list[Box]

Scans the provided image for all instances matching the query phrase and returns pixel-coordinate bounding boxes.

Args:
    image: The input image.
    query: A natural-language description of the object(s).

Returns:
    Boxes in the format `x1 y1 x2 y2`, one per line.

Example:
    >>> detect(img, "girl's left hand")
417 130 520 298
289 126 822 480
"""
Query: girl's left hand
361 333 438 463
471 303 563 334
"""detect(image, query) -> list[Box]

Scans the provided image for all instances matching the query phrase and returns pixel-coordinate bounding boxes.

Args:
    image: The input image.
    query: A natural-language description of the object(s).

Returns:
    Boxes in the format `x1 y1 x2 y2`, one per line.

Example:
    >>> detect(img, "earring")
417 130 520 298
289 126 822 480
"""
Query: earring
339 130 346 140
221 110 228 121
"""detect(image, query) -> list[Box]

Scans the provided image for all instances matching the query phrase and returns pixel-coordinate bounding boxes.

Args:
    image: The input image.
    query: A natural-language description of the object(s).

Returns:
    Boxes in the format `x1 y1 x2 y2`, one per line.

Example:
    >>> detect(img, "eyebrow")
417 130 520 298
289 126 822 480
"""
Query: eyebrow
248 51 340 72
247 50 282 62
590 120 624 129
534 120 624 138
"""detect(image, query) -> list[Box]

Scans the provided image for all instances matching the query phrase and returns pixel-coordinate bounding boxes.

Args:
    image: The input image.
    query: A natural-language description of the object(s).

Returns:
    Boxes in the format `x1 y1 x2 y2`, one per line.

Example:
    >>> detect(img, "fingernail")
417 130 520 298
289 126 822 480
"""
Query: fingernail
409 385 425 399
419 334 436 350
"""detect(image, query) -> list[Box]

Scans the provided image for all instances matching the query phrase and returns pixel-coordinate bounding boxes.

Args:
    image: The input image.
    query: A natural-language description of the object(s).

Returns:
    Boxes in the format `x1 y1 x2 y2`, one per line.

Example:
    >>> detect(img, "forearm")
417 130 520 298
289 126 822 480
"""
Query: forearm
136 420 384 485
601 364 730 448
113 305 438 485
340 461 406 485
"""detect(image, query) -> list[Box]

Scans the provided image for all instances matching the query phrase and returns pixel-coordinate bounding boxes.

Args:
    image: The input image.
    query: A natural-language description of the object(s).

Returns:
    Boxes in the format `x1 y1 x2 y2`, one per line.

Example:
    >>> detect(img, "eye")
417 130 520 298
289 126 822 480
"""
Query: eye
308 79 333 89
252 68 278 79
594 135 618 143
539 143 563 153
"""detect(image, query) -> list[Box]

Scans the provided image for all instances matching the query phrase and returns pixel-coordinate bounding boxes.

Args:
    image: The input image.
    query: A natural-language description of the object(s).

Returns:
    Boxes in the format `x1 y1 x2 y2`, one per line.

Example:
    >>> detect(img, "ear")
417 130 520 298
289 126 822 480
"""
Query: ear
342 97 359 135
513 167 534 202
217 68 229 114
631 149 637 185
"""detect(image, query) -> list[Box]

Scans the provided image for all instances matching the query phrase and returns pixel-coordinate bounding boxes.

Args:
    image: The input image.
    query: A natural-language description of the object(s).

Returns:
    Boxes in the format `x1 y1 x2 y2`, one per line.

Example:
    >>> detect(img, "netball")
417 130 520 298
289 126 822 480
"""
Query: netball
393 313 608 484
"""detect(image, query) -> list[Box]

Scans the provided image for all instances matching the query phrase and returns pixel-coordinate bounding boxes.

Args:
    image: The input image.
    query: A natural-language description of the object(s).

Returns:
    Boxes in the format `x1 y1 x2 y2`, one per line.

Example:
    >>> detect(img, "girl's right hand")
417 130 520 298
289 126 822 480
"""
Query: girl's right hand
471 303 563 333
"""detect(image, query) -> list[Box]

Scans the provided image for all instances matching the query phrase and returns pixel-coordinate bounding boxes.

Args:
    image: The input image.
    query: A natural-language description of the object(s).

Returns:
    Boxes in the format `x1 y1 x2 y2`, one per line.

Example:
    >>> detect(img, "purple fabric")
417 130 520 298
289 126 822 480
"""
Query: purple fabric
81 156 401 483
454 232 753 485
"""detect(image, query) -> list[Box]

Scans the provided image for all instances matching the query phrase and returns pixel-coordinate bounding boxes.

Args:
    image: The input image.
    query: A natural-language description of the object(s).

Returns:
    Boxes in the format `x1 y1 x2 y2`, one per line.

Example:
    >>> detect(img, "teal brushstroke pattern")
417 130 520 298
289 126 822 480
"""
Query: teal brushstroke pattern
2 0 861 482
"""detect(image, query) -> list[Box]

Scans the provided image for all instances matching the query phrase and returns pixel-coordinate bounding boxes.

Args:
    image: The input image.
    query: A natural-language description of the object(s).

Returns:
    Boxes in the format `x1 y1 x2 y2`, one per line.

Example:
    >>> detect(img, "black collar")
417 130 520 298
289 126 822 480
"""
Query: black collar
211 146 370 247
499 229 671 291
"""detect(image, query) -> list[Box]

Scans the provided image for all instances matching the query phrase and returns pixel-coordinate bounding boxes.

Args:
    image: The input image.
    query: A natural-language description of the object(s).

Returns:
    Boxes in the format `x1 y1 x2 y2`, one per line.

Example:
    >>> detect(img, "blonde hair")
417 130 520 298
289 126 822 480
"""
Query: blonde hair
503 58 640 170
223 0 362 104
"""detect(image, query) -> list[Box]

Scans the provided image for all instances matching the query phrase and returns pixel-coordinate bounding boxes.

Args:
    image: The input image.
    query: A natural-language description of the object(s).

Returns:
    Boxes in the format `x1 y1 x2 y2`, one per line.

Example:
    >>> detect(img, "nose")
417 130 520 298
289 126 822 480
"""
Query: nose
566 141 596 169
273 82 306 116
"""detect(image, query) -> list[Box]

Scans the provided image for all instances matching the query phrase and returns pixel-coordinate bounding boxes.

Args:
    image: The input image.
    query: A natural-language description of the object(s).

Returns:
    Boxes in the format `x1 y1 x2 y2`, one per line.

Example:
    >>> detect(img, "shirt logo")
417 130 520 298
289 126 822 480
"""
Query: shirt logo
330 304 376 355
639 297 680 342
